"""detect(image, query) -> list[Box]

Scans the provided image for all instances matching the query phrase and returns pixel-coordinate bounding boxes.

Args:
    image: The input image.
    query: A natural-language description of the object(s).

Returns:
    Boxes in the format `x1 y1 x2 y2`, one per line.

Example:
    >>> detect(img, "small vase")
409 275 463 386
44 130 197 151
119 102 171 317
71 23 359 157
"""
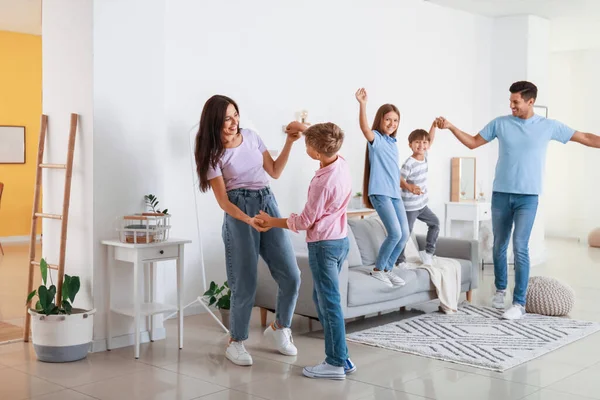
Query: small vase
219 309 230 329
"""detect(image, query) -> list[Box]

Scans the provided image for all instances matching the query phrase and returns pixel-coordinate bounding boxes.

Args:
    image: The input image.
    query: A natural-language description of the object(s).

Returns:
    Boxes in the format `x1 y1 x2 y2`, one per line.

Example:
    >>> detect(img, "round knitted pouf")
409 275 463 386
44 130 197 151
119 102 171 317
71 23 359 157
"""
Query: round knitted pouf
589 228 600 248
526 276 575 316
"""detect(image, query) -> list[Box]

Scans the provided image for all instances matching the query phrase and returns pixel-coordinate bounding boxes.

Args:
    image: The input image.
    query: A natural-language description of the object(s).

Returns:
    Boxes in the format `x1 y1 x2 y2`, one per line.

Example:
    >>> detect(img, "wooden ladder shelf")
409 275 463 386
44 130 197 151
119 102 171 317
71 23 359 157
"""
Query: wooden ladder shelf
23 114 78 342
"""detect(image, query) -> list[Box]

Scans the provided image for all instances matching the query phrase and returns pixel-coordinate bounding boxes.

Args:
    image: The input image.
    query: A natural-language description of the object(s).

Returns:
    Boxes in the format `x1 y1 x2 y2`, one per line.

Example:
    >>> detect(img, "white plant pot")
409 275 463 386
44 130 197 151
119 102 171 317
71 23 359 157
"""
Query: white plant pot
28 308 95 363
219 309 230 330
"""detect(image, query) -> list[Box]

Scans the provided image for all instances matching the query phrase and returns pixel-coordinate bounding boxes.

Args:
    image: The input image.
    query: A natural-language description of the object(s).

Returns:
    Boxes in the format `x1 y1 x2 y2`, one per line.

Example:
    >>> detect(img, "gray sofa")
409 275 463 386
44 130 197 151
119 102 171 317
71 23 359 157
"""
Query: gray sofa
255 217 479 325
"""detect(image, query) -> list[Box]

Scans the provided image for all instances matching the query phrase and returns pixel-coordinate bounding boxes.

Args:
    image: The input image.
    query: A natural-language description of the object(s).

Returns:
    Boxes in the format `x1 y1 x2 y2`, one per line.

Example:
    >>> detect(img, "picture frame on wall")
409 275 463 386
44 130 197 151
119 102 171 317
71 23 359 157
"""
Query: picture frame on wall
0 126 26 164
533 105 548 118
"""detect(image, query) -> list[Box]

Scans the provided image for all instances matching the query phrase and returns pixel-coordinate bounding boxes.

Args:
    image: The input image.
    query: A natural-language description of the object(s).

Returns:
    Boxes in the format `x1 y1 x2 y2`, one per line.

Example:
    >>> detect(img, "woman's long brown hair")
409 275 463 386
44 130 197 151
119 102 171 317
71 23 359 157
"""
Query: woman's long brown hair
194 95 240 192
362 104 401 209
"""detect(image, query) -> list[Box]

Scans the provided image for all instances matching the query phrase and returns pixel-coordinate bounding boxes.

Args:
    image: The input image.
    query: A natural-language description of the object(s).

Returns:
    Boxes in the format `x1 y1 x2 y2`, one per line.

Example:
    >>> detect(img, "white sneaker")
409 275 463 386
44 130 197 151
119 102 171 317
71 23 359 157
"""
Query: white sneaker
492 290 506 309
502 304 526 320
303 361 345 380
370 270 392 286
226 341 253 366
263 322 297 356
385 271 406 287
419 250 433 266
396 262 408 269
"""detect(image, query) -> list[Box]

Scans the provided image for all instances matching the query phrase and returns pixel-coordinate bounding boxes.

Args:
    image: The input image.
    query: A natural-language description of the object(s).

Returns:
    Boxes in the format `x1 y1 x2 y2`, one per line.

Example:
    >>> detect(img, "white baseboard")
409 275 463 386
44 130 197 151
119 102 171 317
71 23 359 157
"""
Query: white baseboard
91 328 166 353
0 235 42 243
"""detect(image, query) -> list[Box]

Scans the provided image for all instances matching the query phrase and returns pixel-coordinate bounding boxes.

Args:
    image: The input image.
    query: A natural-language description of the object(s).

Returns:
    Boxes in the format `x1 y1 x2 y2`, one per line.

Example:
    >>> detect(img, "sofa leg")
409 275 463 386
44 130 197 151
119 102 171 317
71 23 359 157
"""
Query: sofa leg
260 308 268 327
466 290 473 303
399 306 406 312
308 318 313 332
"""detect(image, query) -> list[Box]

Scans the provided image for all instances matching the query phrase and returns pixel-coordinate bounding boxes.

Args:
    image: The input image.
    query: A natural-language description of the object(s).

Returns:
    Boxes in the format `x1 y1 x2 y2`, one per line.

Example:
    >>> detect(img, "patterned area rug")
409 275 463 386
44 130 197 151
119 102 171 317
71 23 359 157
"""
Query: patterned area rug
346 304 600 372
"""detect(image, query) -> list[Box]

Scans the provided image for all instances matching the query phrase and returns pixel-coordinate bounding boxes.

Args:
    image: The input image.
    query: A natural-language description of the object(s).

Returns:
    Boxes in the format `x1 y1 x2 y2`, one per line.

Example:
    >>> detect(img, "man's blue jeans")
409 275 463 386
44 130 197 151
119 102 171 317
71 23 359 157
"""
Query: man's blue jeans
491 192 539 306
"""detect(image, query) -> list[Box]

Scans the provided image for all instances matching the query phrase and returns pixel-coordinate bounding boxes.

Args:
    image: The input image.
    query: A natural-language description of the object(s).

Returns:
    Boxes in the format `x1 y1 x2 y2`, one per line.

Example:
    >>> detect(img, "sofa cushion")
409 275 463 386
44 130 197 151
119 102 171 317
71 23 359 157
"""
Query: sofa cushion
347 258 473 307
348 218 387 266
347 265 429 307
346 227 363 268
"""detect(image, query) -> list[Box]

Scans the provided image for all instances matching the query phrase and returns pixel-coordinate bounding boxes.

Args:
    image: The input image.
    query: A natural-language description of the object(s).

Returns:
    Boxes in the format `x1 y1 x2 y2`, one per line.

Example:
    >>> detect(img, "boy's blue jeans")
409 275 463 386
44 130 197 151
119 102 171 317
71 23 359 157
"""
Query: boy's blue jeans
223 187 301 341
307 238 350 367
369 195 410 271
491 192 539 306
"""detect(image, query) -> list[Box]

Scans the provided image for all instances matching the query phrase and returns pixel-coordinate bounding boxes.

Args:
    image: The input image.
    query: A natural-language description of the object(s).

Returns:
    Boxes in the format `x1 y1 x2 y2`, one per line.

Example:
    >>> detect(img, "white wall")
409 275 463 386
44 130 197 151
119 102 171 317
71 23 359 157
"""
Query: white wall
43 0 168 347
161 0 494 307
42 0 94 310
43 0 496 347
91 0 167 343
546 50 600 241
550 16 600 52
545 18 600 242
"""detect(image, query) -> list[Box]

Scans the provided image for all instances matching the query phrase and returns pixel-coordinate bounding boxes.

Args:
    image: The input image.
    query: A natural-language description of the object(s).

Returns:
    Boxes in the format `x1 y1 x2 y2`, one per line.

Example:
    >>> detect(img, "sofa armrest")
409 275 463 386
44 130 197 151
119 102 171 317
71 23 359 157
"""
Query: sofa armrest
415 235 479 290
255 252 349 320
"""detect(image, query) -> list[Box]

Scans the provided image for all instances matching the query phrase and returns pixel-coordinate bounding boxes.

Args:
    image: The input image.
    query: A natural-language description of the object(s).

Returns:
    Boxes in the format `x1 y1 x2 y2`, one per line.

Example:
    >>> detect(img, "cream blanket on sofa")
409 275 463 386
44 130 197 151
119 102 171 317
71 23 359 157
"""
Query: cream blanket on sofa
406 257 461 313
402 234 461 313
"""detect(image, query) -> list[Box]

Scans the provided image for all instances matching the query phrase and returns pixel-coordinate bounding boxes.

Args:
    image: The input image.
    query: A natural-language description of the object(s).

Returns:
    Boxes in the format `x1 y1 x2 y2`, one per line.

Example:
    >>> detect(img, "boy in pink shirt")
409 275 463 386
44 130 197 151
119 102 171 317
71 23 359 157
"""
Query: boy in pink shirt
257 122 355 380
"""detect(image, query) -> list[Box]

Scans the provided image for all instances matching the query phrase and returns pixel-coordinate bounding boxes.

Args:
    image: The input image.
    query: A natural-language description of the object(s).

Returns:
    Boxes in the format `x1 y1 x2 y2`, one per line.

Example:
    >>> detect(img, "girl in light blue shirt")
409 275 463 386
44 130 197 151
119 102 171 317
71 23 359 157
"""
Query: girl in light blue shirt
355 88 410 288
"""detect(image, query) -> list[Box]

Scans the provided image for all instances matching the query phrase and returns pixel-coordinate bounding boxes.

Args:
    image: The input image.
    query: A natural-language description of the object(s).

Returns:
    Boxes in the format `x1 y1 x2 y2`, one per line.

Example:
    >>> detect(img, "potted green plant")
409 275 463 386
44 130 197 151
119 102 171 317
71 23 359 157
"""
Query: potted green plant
25 258 95 362
203 281 231 328
144 194 168 215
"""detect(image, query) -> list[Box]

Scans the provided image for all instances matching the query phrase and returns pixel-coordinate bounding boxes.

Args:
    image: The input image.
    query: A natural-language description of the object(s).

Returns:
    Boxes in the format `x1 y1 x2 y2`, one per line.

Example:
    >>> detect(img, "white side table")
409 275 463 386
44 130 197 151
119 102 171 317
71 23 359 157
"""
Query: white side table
102 238 191 359
444 202 491 240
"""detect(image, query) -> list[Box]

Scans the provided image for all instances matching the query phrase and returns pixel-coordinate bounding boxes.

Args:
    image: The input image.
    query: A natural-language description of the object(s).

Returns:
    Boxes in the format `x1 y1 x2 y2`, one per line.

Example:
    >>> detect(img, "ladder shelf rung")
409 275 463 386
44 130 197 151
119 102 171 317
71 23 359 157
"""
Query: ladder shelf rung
39 163 66 169
34 213 63 220
31 261 59 270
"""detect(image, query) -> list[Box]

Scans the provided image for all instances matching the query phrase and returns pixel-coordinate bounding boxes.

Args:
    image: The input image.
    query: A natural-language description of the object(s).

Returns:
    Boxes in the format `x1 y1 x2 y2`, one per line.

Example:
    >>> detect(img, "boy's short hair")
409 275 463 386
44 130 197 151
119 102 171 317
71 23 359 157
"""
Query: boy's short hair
408 129 430 144
303 122 344 157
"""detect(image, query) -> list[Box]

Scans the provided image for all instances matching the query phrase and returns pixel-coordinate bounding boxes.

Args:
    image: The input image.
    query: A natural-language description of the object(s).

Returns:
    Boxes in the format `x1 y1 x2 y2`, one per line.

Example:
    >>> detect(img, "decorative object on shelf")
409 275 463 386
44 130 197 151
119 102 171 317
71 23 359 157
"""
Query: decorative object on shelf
144 194 168 215
477 181 486 202
25 258 95 362
117 213 171 244
526 276 575 316
451 157 476 202
299 110 309 124
203 281 231 329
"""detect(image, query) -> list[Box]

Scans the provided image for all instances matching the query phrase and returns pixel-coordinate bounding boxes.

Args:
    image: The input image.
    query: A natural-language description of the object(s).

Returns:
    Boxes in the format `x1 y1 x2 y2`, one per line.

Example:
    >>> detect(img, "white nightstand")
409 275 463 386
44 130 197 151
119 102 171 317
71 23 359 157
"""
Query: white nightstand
102 238 191 358
444 202 491 240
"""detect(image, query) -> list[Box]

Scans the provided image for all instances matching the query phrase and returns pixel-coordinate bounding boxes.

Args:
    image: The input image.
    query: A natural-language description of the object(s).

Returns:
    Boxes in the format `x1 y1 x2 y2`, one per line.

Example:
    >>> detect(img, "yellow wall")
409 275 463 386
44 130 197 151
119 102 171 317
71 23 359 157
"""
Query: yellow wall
0 31 42 237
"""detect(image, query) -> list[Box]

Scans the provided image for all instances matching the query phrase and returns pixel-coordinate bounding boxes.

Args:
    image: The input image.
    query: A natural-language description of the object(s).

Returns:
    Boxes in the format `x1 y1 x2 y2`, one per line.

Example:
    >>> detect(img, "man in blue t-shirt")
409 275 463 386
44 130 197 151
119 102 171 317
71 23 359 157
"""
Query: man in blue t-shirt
438 81 600 320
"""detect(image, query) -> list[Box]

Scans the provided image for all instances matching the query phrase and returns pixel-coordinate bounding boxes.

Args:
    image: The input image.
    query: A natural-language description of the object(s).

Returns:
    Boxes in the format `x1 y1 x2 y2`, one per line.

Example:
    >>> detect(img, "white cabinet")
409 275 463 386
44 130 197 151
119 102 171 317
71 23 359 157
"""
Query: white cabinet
445 202 491 240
